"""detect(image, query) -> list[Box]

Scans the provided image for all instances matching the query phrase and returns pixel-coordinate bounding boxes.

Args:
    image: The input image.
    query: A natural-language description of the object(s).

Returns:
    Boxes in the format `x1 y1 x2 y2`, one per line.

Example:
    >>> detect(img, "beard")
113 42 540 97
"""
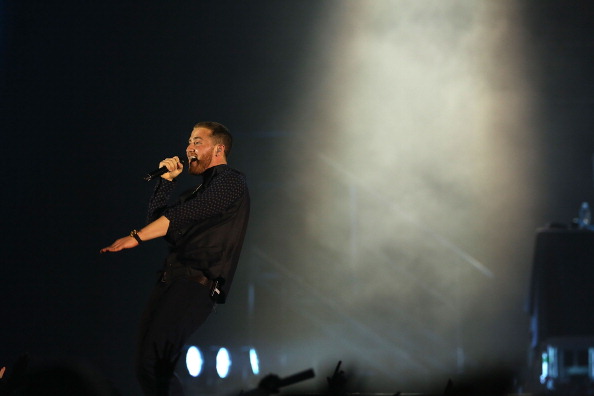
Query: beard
188 151 213 175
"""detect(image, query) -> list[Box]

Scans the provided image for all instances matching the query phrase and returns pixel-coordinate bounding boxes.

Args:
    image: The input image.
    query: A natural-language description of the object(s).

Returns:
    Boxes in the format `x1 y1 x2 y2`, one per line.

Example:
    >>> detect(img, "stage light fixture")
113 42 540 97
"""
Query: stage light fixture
216 347 231 378
185 346 203 377
249 348 260 375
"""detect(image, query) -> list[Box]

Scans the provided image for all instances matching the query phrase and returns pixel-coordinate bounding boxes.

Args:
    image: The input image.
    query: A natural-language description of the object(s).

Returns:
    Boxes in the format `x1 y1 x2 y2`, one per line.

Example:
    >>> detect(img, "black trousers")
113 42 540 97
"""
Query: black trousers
136 276 215 396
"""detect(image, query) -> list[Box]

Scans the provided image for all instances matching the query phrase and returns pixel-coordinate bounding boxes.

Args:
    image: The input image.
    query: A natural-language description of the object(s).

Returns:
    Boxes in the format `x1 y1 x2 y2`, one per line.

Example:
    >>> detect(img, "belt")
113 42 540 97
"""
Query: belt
190 273 225 303
161 264 225 303
188 272 214 288
161 265 210 286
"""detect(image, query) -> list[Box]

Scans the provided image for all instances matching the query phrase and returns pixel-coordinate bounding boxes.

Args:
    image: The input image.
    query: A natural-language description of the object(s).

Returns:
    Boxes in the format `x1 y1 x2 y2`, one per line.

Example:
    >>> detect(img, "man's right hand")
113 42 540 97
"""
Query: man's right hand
100 235 139 253
159 156 184 181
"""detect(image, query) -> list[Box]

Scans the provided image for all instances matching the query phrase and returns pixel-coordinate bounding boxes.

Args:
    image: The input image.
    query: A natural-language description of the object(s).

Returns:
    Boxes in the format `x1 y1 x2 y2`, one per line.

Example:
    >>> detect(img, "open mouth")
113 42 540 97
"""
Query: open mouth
189 156 198 163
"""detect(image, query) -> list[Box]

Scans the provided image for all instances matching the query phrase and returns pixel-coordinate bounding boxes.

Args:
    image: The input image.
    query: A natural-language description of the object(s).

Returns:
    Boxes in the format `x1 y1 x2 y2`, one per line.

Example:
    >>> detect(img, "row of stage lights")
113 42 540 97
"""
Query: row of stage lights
184 345 260 380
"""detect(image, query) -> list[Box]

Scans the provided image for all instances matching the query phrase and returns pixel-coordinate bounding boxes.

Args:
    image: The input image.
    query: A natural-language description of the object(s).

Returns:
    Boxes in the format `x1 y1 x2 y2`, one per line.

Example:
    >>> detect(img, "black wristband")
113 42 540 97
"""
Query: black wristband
130 229 143 244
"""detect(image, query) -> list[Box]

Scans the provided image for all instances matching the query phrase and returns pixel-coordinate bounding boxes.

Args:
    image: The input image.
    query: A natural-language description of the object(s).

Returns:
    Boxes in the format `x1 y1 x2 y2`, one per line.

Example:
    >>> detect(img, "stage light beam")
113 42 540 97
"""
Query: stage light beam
185 346 203 378
277 0 543 386
249 348 260 375
216 347 231 379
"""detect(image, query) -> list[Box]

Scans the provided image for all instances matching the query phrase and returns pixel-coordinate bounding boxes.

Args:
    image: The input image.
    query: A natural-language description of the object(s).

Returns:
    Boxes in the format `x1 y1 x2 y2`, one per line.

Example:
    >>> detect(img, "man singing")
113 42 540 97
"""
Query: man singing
101 121 250 395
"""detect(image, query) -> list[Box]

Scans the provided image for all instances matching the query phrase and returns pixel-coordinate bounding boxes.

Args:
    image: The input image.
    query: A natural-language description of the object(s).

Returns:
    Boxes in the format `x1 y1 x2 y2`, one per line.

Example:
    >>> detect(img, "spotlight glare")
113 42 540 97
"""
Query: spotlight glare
216 347 231 378
185 346 203 377
249 348 260 375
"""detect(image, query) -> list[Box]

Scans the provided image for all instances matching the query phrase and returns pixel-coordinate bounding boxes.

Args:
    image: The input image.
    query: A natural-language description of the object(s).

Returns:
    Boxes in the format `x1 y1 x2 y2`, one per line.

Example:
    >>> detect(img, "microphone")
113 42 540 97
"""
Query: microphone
143 156 187 181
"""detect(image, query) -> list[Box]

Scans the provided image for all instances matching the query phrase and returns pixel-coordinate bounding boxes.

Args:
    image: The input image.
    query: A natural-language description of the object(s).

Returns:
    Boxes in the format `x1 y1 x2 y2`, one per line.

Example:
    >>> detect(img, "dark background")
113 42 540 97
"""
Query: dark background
2 1 594 395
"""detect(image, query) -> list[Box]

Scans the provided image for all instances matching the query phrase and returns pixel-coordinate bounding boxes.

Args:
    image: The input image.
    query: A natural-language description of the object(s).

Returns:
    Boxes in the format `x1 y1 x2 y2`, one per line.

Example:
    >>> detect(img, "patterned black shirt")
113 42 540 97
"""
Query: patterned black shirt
147 164 248 241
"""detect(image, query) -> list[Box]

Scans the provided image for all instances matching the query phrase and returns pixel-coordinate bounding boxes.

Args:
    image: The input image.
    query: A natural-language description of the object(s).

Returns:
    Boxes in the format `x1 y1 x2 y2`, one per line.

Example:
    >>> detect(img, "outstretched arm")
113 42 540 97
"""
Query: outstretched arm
100 215 170 253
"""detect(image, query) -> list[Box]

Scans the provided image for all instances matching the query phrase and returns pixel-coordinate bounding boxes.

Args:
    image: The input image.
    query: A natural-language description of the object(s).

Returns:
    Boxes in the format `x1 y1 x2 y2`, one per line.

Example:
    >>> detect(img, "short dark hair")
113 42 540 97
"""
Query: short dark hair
194 121 232 157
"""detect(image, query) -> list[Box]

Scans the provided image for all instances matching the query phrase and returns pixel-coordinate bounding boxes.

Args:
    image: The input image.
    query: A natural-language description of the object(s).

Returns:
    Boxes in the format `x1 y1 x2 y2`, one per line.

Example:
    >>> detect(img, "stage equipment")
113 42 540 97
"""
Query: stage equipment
185 346 203 377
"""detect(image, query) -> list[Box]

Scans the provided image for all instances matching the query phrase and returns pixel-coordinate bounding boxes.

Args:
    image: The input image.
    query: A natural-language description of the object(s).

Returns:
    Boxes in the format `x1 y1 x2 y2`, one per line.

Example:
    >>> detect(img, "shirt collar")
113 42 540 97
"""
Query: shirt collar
201 164 228 187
